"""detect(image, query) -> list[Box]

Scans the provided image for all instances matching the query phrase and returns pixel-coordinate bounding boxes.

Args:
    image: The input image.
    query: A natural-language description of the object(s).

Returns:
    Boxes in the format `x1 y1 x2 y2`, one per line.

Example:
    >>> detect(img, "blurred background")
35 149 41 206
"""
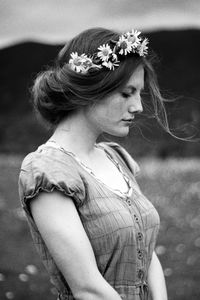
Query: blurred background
0 1 200 299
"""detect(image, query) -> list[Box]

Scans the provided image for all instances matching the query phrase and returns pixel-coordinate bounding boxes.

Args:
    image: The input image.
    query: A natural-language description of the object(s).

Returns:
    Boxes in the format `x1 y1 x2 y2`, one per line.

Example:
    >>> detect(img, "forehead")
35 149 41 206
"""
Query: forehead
125 65 144 89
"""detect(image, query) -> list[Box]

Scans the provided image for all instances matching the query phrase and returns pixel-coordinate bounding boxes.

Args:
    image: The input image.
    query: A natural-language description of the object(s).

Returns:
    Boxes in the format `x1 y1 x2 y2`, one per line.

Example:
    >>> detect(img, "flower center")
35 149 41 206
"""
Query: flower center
73 58 82 66
120 41 128 49
128 36 136 43
102 49 109 56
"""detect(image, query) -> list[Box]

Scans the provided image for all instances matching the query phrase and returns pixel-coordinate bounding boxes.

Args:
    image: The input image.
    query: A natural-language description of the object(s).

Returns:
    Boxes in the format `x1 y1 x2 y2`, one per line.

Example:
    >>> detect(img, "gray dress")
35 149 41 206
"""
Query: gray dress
18 142 160 300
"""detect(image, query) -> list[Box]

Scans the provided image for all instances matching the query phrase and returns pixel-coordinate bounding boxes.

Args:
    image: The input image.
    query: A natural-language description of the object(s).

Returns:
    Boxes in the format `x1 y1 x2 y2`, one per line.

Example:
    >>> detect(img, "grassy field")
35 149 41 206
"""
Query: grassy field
0 155 200 300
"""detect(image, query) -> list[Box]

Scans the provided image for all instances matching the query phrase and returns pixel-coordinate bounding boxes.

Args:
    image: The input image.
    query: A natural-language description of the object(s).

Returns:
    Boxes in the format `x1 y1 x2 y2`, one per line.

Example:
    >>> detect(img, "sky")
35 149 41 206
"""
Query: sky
0 0 200 48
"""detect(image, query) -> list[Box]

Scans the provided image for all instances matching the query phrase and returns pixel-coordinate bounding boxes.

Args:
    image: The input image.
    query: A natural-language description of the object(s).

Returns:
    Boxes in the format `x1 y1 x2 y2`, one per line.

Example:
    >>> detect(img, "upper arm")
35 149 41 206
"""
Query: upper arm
30 190 101 297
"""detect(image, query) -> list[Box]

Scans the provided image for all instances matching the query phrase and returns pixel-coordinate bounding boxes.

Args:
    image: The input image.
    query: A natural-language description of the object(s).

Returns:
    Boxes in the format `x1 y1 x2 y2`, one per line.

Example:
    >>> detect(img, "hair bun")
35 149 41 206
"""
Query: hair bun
32 69 62 125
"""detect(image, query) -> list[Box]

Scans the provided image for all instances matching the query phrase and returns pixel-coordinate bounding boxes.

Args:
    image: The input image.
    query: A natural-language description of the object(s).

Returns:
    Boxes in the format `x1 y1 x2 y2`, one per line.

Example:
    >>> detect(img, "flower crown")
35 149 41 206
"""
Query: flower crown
68 29 149 74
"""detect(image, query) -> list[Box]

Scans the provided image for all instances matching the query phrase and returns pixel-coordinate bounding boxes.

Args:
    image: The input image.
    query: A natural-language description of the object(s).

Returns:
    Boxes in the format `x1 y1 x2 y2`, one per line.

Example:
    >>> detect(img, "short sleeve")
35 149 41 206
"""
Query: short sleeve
101 142 140 177
18 147 86 213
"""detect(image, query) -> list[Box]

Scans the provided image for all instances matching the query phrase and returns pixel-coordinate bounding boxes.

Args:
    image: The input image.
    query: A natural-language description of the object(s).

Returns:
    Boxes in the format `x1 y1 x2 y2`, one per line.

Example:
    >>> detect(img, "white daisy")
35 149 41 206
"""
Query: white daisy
84 59 102 72
82 57 93 69
91 64 102 70
126 29 141 49
97 44 112 61
102 60 119 70
80 53 88 60
112 52 119 62
69 52 86 73
137 38 149 57
117 35 133 55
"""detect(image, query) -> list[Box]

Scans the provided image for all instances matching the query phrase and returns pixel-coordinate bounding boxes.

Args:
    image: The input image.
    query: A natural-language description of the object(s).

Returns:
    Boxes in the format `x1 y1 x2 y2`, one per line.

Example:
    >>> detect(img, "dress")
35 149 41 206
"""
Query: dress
18 141 160 300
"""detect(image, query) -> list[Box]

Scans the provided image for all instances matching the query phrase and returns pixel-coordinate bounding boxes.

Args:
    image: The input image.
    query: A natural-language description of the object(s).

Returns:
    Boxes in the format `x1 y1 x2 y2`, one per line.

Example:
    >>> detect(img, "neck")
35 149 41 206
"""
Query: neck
50 110 101 156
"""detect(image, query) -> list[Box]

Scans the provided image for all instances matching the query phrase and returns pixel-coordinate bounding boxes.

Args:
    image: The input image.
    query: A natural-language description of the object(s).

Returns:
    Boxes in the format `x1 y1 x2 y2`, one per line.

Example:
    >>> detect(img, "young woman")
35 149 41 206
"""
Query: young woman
19 28 168 300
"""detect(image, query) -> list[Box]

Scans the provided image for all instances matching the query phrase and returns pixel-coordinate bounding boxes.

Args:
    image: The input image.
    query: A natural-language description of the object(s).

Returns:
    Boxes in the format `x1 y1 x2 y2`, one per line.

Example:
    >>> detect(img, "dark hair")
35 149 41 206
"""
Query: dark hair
31 27 170 134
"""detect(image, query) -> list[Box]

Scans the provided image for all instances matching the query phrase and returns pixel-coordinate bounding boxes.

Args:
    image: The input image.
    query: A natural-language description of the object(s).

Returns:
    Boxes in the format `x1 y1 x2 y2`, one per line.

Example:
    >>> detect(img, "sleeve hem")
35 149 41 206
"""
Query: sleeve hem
22 185 83 210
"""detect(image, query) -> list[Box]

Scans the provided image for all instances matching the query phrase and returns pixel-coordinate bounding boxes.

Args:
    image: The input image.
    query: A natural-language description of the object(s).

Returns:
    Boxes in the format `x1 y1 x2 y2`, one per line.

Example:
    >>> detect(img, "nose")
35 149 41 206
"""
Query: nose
128 94 143 114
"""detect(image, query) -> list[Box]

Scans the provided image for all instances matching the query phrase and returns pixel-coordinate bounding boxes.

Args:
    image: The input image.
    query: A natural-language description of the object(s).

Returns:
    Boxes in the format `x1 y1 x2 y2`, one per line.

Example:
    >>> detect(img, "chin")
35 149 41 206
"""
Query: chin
108 127 130 137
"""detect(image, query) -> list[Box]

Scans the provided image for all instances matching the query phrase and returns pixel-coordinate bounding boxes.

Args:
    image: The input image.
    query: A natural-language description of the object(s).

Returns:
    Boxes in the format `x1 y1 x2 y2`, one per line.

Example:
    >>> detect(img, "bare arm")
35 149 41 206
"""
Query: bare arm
30 191 122 300
147 251 168 300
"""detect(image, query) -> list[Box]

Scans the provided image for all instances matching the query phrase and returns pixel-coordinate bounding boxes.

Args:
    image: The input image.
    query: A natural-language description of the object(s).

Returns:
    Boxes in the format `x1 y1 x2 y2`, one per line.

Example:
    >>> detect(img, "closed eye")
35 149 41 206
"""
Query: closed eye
121 92 131 98
121 87 137 98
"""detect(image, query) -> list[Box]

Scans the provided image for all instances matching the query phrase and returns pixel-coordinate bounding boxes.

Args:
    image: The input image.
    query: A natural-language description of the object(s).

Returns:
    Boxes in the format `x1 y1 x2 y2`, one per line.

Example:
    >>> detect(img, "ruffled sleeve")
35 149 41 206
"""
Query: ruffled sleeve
101 142 140 177
18 146 86 214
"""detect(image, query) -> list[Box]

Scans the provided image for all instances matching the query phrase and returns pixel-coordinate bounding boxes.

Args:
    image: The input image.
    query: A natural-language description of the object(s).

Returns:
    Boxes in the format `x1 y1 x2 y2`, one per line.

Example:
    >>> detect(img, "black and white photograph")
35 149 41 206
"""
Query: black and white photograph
0 1 200 300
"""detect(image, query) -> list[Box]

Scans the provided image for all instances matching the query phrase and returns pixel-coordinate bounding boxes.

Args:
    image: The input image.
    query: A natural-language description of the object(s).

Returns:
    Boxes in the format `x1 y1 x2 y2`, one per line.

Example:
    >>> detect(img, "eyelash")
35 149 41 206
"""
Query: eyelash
121 89 145 99
121 92 131 98
121 89 136 98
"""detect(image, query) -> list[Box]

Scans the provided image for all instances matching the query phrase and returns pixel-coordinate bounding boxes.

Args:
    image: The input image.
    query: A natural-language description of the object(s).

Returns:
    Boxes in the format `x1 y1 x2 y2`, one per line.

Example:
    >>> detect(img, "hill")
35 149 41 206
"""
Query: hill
0 29 200 156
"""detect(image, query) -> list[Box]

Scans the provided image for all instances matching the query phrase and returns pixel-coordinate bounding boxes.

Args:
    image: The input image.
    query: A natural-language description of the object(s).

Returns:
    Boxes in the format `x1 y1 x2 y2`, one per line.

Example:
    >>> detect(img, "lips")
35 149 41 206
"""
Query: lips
122 119 134 126
122 118 134 122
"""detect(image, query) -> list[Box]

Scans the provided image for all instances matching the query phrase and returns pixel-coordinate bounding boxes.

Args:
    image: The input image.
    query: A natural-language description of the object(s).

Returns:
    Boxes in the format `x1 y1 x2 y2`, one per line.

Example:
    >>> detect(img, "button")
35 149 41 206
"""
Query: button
137 269 144 279
137 232 143 240
134 214 139 222
126 199 131 206
137 249 143 259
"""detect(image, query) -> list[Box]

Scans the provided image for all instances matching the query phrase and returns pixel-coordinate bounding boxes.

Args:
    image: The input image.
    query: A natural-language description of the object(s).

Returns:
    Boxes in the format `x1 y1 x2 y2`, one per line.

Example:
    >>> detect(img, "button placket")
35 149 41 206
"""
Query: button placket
137 268 145 280
126 199 145 267
133 213 145 279
131 203 146 283
137 249 143 260
137 232 143 241
126 198 132 206
134 214 139 223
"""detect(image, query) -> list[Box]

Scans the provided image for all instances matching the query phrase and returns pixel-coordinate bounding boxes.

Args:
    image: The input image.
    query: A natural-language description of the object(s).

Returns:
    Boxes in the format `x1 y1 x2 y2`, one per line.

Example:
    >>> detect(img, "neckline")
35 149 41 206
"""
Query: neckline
43 140 133 199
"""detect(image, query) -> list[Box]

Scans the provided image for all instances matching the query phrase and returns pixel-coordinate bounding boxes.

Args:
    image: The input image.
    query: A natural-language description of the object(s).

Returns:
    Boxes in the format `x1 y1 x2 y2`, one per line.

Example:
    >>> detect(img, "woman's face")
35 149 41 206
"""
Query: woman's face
84 64 144 137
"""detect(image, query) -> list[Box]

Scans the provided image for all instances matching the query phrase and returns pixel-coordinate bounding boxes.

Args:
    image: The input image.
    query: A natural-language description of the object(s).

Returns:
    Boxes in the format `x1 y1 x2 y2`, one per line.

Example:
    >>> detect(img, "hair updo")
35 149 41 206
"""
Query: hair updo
32 27 169 133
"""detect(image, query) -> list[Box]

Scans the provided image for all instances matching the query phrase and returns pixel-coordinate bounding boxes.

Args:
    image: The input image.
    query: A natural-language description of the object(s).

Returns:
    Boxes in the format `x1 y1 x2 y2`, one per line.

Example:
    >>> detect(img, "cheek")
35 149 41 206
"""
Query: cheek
88 96 125 124
105 101 124 117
